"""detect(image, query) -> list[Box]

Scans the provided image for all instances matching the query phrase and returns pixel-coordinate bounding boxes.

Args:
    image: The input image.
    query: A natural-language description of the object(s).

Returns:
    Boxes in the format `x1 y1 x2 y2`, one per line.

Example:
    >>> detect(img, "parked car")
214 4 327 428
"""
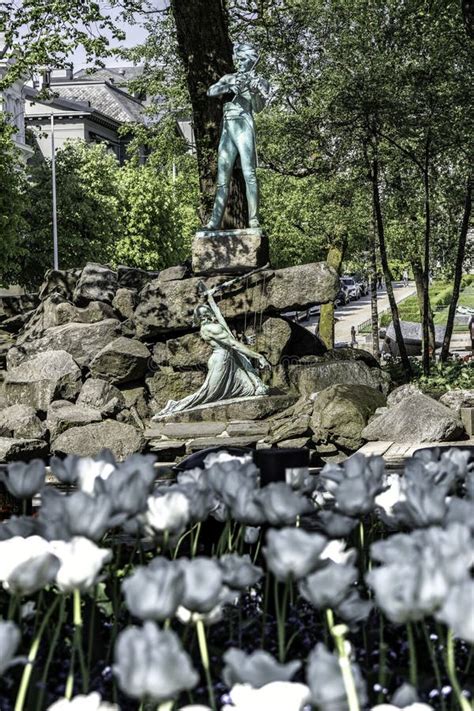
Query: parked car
353 275 369 295
340 276 361 300
335 284 350 306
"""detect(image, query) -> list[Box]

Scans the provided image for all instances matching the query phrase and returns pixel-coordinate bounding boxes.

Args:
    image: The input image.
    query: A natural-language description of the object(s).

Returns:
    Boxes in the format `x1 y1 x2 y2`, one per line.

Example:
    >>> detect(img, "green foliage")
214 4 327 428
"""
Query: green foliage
20 141 122 285
114 158 199 270
384 357 474 395
0 1 140 89
0 119 27 286
13 138 198 287
415 360 474 397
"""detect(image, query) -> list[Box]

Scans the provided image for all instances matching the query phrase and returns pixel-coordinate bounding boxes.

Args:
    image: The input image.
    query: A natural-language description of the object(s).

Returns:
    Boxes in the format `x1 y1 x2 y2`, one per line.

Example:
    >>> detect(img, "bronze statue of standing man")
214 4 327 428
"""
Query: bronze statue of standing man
206 43 272 230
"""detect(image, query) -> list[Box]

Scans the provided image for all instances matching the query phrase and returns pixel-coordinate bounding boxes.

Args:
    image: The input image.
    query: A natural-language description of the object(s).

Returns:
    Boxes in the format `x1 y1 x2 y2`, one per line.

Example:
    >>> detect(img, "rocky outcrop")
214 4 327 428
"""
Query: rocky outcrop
0 259 378 463
386 383 422 406
0 405 46 439
4 350 82 412
164 332 213 369
133 262 339 337
311 384 386 450
77 378 125 415
73 263 118 305
0 437 48 462
13 320 121 368
439 389 474 413
112 289 137 321
288 354 390 397
89 337 151 384
52 420 145 460
362 392 465 443
46 401 102 440
146 368 207 411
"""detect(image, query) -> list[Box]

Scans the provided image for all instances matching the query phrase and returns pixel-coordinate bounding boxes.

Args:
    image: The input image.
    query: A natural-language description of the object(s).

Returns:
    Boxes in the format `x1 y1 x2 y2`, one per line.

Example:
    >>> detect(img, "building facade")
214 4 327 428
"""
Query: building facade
0 35 34 161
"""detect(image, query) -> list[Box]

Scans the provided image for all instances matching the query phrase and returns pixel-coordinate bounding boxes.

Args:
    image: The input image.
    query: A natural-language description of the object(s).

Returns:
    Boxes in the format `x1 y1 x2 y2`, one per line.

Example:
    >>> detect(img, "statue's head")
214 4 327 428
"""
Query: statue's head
233 43 259 72
193 303 215 326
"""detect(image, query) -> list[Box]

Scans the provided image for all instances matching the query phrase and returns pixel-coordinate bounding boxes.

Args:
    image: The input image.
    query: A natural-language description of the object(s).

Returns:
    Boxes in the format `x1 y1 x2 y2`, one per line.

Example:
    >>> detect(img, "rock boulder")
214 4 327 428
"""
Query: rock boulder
312 384 386 450
89 337 151 384
77 378 125 415
46 401 102 440
73 263 118 305
51 420 144 460
362 392 465 443
0 404 46 439
134 262 339 337
288 357 390 397
439 389 474 413
14 319 121 368
4 350 82 412
0 437 48 462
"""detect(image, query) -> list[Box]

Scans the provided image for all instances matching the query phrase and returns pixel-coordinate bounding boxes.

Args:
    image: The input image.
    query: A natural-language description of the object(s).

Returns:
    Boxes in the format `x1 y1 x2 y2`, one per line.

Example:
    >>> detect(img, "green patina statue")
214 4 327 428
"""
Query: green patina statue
206 43 272 230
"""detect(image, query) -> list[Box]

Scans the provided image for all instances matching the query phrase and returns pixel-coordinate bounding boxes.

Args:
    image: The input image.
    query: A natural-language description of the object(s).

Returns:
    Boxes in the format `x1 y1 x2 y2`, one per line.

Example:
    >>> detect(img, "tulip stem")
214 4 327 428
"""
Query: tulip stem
87 586 98 674
35 595 67 711
260 572 270 647
252 531 262 564
421 623 445 711
7 594 19 621
191 521 202 557
73 589 88 691
406 622 417 688
173 525 196 559
358 521 365 572
195 618 216 711
445 628 470 711
330 621 360 711
275 577 290 662
14 596 60 711
377 614 387 704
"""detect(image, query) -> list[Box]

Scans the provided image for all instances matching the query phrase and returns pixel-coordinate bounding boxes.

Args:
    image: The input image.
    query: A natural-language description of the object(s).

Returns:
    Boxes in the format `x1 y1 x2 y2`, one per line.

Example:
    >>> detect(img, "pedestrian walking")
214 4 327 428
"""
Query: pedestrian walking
350 325 357 348
402 268 409 287
377 272 383 290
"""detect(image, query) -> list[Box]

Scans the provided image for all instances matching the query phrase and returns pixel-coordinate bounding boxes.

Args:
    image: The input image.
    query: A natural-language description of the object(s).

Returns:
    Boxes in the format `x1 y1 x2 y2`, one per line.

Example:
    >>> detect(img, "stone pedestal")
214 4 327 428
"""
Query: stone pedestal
192 228 269 275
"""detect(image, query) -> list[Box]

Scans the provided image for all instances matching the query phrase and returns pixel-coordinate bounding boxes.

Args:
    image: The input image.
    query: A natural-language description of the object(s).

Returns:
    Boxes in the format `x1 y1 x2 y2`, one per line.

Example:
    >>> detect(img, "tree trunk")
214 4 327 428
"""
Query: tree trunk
371 157 412 378
422 161 432 375
170 0 247 227
411 256 436 356
440 175 472 361
319 241 345 349
370 210 380 360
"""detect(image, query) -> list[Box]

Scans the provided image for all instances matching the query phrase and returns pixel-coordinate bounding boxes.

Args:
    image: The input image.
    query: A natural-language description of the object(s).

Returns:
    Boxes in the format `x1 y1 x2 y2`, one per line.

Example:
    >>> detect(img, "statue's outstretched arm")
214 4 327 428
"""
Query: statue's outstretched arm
250 77 273 113
207 74 236 97
216 328 270 369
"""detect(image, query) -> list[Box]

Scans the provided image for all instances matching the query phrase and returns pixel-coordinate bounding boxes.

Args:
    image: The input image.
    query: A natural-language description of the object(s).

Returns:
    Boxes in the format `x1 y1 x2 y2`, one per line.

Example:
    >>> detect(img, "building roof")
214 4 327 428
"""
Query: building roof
53 81 145 123
73 66 145 84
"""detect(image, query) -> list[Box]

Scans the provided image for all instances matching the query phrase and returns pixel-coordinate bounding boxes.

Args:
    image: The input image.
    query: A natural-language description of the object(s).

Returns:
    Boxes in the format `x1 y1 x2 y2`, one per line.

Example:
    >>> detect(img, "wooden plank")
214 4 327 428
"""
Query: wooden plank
356 441 393 457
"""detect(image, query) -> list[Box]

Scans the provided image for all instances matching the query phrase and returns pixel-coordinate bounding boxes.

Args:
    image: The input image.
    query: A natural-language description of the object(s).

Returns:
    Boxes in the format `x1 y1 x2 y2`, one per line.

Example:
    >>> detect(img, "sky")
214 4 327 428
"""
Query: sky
70 6 149 71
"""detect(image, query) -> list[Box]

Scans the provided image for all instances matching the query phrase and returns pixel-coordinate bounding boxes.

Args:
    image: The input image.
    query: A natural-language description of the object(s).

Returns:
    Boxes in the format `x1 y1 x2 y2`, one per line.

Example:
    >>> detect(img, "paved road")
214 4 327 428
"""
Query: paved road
301 281 416 346
334 282 416 344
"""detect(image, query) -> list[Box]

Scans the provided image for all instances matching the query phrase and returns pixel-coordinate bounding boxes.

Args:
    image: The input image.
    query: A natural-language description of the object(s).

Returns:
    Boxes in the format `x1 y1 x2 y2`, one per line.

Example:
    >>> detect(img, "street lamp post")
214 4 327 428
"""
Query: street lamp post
50 113 59 271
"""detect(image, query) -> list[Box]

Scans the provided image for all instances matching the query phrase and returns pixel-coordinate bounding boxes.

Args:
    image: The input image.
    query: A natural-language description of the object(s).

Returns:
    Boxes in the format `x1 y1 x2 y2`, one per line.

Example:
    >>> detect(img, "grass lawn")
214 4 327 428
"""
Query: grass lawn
378 276 474 330
358 274 474 334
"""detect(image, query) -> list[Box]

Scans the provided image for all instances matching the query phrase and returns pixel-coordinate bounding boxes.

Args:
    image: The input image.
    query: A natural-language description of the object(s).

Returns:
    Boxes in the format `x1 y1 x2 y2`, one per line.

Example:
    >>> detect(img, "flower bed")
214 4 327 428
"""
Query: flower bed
0 448 472 711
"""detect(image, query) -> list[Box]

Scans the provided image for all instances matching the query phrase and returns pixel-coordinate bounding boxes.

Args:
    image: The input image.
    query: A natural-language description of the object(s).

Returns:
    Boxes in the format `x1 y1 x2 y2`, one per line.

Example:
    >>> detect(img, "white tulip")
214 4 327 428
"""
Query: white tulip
222 681 311 711
145 491 190 534
320 539 356 565
0 536 51 584
50 537 112 592
375 473 405 515
47 692 118 710
203 451 253 468
177 707 212 711
76 458 115 495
